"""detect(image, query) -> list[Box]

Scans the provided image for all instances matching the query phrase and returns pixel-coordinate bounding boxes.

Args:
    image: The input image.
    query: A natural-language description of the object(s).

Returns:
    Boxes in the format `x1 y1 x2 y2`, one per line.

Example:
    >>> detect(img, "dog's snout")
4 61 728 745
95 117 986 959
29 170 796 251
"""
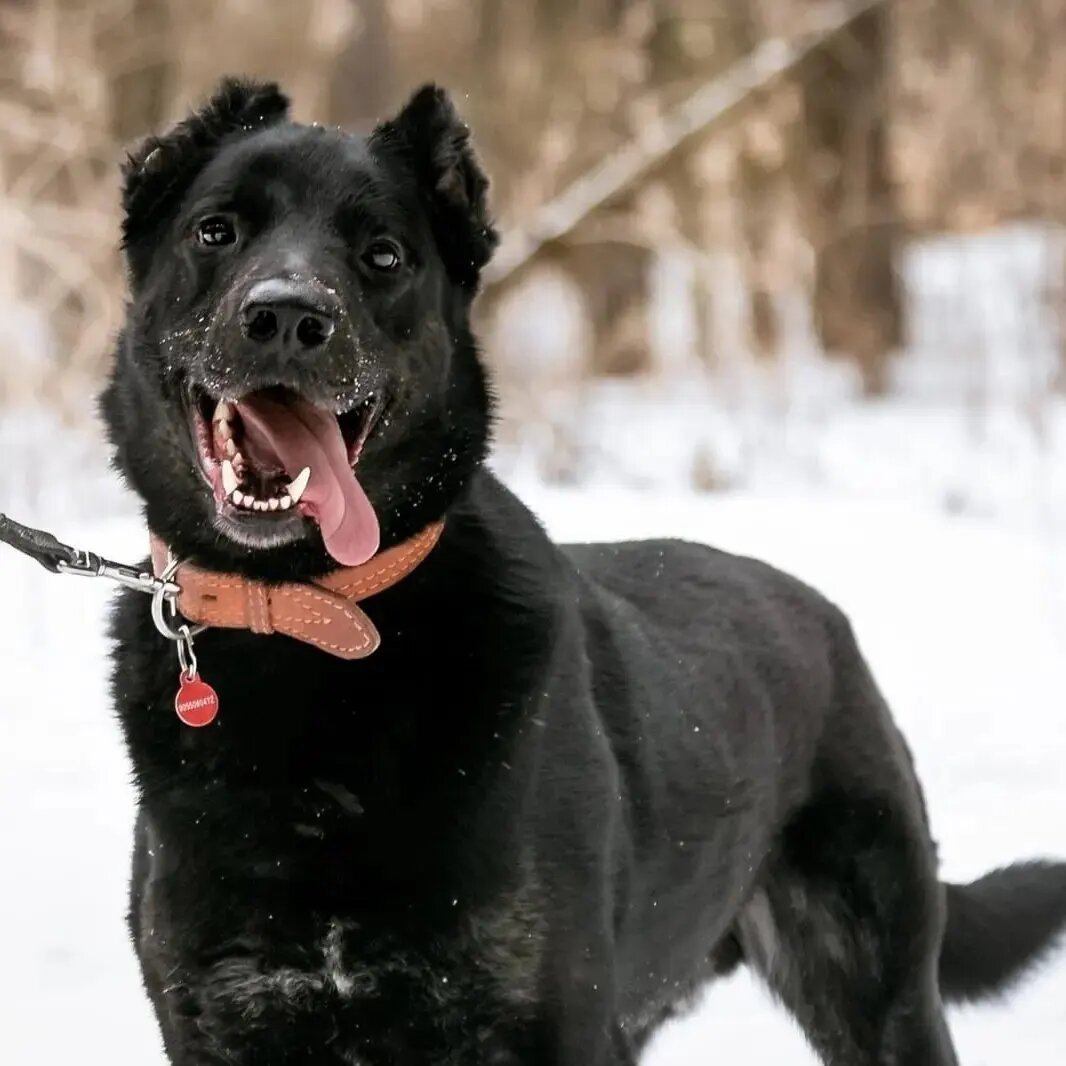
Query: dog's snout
240 279 338 353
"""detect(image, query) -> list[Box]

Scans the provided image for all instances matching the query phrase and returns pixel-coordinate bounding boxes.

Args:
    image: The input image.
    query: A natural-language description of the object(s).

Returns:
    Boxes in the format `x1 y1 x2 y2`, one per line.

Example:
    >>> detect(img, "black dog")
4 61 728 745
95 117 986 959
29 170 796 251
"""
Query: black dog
101 79 1066 1066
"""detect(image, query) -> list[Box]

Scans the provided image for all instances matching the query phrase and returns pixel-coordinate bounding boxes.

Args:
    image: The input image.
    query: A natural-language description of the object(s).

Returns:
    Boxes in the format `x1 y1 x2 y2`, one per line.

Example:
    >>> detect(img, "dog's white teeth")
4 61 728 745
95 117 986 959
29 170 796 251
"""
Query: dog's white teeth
286 466 311 504
221 459 239 495
224 439 237 458
213 400 235 425
232 450 246 475
227 483 293 512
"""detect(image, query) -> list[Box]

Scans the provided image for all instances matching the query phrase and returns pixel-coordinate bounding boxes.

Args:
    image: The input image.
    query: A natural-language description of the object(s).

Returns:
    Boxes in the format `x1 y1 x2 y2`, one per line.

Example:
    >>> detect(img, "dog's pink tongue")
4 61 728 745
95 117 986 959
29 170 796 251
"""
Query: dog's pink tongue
236 394 380 566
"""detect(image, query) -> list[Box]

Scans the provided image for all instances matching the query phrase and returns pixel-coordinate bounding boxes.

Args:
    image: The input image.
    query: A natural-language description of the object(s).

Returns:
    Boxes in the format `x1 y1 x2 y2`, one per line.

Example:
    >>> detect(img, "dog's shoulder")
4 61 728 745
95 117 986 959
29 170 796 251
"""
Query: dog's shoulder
561 536 853 684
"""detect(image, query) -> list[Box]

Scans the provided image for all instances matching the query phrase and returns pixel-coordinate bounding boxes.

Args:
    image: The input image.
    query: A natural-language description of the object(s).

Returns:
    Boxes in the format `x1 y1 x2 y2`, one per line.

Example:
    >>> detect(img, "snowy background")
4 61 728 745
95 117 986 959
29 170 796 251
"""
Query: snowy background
1 226 1064 1062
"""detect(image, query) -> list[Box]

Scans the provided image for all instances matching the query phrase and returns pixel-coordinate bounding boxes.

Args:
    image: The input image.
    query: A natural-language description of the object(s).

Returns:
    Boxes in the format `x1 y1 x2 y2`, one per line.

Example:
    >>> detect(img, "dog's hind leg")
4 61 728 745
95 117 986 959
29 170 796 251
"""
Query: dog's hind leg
736 791 959 1066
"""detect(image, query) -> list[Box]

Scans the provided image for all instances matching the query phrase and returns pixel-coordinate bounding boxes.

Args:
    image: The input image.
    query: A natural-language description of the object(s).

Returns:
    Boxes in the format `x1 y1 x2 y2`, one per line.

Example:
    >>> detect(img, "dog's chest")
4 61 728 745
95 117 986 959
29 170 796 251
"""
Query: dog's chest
137 819 546 1064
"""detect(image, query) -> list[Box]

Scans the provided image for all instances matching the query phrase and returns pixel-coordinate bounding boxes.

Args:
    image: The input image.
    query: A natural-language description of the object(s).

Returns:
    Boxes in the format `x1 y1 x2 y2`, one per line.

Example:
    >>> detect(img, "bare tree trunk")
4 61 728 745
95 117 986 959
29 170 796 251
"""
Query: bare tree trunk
567 237 654 376
168 0 352 119
721 4 788 361
329 0 392 130
110 0 173 142
649 2 727 369
735 110 783 359
551 1 655 377
797 3 902 395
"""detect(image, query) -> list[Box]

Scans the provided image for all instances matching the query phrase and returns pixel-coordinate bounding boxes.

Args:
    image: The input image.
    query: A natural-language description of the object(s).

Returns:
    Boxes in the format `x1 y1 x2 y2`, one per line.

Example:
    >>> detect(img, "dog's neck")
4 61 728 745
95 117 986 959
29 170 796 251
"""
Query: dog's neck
148 522 445 659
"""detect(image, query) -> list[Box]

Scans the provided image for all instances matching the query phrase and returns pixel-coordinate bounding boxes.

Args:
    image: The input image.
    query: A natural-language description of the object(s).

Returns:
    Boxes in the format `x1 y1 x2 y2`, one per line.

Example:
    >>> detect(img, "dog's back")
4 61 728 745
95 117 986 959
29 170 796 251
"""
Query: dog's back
563 535 1066 1054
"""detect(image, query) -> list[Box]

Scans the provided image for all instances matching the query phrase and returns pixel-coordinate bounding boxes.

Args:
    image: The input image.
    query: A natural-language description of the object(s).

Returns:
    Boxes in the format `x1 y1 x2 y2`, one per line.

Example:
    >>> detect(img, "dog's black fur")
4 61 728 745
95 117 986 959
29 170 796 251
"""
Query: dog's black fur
101 80 1066 1065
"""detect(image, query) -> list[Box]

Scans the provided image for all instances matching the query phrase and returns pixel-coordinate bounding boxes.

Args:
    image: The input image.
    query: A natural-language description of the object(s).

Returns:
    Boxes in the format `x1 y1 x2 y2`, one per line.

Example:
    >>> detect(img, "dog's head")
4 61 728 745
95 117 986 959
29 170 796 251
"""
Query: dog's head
102 78 498 578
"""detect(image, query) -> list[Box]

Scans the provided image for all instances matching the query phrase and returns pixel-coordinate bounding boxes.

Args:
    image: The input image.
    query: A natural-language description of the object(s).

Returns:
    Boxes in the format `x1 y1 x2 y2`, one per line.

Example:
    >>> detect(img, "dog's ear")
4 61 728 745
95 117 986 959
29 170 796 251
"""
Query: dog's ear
371 85 498 291
122 78 290 276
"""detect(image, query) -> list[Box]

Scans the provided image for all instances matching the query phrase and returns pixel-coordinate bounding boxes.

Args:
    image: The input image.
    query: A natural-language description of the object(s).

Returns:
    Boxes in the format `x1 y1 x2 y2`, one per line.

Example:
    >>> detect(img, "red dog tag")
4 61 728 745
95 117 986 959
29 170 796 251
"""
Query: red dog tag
175 672 219 727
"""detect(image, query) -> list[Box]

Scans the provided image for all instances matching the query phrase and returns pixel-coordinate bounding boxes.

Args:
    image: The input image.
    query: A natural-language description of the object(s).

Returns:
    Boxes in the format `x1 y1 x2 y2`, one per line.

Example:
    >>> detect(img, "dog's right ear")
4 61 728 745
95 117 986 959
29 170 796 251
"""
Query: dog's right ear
122 78 290 277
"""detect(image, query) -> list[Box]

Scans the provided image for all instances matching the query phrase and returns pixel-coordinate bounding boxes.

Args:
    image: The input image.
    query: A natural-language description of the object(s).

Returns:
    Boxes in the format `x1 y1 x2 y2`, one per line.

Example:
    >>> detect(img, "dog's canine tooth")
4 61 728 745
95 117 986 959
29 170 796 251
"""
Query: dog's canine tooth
279 495 293 510
213 400 234 425
224 439 237 458
221 459 239 495
217 419 234 441
287 466 311 504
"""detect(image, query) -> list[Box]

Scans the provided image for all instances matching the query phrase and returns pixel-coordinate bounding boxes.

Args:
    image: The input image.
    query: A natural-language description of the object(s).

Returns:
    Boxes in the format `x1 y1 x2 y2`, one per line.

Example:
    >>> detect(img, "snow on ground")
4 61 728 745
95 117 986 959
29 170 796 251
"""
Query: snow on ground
1 444 1064 1064
492 225 1066 538
1 224 1064 1061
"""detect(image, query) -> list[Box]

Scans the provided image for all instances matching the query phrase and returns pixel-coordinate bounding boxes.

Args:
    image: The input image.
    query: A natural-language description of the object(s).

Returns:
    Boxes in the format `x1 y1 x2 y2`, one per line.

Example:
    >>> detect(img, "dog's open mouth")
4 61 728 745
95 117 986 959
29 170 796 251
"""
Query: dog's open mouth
188 385 383 565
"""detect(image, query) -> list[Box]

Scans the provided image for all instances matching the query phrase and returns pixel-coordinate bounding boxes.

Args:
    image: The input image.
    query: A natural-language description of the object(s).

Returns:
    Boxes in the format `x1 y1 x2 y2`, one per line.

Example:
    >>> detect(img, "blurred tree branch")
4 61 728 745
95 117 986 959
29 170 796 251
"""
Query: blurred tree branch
484 0 886 287
3 0 1066 416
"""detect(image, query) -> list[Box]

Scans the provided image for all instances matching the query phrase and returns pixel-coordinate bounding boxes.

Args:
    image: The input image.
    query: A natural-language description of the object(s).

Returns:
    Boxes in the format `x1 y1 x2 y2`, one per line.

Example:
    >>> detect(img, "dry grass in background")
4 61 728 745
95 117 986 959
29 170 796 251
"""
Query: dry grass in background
1 0 1064 457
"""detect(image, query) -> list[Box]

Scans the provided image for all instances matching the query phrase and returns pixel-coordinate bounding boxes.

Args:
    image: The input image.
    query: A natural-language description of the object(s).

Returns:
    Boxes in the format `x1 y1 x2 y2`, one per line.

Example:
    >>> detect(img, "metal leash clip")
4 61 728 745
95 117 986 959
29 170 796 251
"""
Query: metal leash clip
0 510 200 645
2 511 218 724
57 548 179 598
150 552 206 643
60 545 204 652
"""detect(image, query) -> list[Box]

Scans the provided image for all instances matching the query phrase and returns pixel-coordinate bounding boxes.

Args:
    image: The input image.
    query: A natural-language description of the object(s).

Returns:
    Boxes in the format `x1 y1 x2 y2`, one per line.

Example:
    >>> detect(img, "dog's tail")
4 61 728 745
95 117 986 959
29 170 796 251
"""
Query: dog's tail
939 860 1066 1003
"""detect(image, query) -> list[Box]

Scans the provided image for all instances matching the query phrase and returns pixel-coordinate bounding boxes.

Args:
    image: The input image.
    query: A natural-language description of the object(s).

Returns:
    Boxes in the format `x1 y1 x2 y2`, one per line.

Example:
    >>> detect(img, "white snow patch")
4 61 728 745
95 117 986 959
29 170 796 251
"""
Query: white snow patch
1 221 1064 1062
1 471 1064 1063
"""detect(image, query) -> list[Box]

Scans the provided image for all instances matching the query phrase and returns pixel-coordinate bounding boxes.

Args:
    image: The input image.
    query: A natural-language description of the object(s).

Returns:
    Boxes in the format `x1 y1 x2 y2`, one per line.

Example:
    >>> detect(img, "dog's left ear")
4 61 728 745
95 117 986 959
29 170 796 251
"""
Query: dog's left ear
371 85 498 292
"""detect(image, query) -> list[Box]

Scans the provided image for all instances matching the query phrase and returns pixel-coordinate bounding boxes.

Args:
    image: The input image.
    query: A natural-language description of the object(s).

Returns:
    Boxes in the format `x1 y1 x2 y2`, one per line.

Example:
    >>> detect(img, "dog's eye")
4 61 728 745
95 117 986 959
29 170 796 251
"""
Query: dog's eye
196 216 237 247
363 240 402 272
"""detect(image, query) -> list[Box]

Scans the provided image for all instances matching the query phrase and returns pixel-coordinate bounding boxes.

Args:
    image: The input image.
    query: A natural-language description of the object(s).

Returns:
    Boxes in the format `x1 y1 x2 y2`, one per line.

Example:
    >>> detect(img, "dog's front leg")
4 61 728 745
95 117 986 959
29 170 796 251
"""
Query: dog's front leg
542 1006 638 1066
533 953 639 1066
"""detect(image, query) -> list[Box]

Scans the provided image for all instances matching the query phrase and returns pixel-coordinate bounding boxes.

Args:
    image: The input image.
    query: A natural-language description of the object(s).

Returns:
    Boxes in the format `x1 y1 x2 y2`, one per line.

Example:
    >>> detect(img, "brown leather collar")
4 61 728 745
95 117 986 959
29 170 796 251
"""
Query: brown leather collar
149 522 444 660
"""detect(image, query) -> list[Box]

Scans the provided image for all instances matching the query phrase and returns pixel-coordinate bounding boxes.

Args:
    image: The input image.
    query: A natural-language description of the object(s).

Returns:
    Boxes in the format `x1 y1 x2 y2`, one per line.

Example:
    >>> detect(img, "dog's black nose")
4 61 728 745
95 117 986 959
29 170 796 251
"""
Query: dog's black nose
240 279 337 352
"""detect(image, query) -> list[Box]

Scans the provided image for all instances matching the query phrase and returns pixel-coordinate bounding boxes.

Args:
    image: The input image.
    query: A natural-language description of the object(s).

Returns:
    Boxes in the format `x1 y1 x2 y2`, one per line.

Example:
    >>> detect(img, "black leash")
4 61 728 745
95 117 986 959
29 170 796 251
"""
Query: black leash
0 511 81 573
0 510 175 594
0 509 216 724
